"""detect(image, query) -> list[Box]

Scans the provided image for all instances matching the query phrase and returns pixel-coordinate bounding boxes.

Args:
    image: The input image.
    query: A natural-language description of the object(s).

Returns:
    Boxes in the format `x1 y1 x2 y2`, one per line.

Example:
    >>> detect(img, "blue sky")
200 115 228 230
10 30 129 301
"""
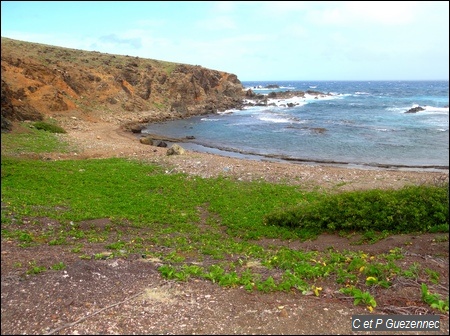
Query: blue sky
1 1 449 81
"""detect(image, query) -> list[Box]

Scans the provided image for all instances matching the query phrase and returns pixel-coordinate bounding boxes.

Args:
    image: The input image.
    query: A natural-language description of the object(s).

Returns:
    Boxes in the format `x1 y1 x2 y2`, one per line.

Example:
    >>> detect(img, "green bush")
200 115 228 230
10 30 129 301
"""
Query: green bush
264 184 449 234
33 121 66 134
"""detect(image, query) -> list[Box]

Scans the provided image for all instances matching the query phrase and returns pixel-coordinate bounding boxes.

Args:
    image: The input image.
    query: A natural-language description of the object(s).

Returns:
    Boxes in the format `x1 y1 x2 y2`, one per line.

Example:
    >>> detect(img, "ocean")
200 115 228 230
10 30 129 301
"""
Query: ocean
142 80 449 171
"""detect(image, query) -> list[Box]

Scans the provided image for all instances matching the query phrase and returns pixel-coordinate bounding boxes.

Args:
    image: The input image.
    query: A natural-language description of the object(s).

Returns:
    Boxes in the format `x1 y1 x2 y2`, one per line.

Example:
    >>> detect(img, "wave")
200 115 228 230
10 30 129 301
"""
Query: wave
258 115 296 123
387 104 449 114
423 105 449 113
244 85 296 91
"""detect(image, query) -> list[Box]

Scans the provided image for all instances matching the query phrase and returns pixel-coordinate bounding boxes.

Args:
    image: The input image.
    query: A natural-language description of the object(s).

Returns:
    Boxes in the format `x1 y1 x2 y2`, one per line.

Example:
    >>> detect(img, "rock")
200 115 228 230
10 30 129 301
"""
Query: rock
1 37 246 131
405 106 425 113
139 136 153 145
130 124 145 133
154 140 168 147
167 144 185 155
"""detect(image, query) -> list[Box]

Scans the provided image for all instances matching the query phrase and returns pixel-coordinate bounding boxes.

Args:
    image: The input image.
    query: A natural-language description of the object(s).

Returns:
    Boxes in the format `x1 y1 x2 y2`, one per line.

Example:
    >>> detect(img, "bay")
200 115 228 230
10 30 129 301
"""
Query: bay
143 80 449 171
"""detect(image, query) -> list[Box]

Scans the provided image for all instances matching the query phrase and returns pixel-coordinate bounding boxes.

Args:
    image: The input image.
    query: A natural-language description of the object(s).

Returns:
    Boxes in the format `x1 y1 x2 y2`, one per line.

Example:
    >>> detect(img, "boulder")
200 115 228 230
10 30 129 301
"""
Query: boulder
139 136 153 145
405 106 426 113
167 144 185 155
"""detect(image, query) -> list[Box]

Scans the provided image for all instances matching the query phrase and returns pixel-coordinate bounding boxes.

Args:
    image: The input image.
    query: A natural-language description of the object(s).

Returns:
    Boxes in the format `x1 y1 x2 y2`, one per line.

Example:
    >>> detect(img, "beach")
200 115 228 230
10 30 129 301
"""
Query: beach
56 118 448 192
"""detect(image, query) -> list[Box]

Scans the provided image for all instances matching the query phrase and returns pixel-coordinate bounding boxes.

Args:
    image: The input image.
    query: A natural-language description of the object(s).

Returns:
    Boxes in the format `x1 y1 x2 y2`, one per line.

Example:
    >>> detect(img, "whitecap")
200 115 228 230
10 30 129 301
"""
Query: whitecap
258 116 292 123
266 97 308 107
423 105 449 113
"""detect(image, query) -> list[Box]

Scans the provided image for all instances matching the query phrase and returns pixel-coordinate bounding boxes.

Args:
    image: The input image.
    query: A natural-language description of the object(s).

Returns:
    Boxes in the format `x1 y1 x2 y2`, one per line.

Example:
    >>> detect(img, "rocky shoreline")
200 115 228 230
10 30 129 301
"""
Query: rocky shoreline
51 117 449 193
126 89 449 174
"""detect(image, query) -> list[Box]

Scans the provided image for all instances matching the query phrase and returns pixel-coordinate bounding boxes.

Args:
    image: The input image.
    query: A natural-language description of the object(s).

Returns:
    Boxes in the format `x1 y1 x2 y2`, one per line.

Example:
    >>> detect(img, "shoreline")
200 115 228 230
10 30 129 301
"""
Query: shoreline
52 119 449 192
140 133 449 173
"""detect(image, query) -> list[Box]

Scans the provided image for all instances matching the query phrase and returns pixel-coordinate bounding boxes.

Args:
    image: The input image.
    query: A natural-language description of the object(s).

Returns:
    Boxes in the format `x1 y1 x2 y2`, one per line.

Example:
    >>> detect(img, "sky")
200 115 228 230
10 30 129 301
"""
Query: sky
1 1 449 81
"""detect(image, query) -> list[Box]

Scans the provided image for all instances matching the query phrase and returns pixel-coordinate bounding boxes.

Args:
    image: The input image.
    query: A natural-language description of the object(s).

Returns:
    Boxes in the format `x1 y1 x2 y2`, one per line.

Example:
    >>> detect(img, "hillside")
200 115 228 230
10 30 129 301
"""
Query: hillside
1 37 245 131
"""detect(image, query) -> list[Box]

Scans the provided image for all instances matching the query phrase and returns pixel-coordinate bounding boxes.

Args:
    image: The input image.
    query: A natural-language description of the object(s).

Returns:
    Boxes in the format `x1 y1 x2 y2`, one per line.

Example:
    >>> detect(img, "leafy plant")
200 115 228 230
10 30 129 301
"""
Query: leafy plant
421 283 449 313
264 185 449 235
26 261 47 275
32 121 66 134
2 131 449 308
51 262 66 270
340 287 377 311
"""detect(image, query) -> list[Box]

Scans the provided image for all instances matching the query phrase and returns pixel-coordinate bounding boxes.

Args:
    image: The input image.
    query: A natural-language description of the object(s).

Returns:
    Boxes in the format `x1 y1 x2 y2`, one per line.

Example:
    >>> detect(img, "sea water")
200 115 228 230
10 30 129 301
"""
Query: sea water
142 81 449 170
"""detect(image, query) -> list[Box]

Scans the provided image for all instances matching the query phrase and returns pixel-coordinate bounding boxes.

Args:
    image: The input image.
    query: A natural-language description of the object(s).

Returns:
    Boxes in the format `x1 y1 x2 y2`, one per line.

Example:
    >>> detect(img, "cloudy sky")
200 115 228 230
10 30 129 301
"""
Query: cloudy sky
1 1 449 81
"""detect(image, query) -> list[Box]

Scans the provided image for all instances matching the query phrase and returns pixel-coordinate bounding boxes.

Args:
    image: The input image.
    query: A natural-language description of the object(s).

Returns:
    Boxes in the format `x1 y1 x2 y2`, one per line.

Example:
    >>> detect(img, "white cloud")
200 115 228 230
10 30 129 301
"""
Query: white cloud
196 15 237 30
212 1 236 13
259 1 309 15
342 1 419 25
98 34 142 49
260 1 422 27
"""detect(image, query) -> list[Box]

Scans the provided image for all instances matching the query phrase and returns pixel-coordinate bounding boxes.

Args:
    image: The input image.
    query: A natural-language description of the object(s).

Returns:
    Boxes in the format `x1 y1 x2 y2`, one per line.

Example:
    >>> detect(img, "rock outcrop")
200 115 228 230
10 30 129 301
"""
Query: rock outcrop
405 106 426 113
1 37 245 131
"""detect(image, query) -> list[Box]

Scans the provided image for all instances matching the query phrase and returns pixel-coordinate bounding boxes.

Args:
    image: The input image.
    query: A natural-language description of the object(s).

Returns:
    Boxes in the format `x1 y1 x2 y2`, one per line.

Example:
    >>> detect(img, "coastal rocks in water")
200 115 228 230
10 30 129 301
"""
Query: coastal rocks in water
167 144 185 155
405 106 426 113
245 89 256 97
311 127 327 134
243 90 332 108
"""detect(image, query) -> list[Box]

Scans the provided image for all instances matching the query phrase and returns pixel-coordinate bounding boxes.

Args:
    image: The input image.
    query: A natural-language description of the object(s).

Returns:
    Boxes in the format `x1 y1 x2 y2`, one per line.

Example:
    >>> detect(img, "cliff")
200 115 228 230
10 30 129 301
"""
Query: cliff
1 37 245 132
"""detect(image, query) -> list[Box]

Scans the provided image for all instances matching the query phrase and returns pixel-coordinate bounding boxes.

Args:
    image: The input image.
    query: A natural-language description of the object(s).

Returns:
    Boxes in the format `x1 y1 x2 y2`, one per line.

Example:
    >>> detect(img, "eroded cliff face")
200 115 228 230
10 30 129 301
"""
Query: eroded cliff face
1 37 245 131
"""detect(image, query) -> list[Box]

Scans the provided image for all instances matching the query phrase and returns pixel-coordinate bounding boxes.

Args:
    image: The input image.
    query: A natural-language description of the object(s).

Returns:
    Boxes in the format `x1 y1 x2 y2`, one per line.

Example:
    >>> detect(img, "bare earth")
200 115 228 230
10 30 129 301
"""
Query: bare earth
1 118 449 335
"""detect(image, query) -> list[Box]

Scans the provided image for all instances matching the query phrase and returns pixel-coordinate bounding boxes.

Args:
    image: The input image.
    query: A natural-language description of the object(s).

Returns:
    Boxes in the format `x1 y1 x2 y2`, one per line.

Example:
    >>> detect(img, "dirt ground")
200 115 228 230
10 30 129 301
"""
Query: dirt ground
1 119 449 335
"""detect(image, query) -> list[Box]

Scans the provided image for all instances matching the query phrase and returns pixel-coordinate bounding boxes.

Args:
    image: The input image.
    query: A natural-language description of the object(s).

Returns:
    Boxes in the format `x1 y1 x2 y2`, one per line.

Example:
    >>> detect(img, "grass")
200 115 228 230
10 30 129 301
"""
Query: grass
1 121 73 156
1 125 449 314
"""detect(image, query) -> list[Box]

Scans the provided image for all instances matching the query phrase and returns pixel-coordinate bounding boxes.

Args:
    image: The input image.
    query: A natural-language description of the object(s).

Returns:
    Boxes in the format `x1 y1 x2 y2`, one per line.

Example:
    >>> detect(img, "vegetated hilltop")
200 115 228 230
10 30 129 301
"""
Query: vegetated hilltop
1 37 245 132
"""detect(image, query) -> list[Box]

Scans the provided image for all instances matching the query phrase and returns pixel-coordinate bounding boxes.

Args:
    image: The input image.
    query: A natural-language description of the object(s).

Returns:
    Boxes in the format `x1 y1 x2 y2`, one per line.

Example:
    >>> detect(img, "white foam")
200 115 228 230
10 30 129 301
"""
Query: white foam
423 105 449 113
258 116 292 123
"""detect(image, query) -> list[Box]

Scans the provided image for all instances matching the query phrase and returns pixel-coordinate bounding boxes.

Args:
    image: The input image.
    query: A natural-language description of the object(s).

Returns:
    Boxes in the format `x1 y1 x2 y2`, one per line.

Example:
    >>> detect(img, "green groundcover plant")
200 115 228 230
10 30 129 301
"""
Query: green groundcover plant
1 125 448 314
264 186 449 235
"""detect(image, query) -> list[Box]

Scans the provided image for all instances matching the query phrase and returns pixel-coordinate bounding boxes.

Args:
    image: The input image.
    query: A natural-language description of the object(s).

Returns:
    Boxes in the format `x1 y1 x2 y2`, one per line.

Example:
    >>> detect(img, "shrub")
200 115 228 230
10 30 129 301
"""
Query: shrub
33 121 66 133
264 184 449 234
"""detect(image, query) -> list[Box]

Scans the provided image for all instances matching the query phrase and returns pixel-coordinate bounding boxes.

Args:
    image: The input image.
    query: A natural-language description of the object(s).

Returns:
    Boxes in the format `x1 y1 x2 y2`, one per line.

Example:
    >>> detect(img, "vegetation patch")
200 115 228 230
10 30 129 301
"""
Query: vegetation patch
32 121 67 134
264 186 449 239
1 129 448 314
